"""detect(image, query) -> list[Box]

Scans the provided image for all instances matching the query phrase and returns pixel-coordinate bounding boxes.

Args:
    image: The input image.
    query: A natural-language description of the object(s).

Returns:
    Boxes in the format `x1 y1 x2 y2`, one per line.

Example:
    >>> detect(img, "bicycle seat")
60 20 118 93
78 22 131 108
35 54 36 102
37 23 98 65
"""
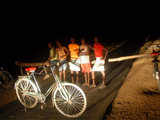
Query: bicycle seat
25 67 37 72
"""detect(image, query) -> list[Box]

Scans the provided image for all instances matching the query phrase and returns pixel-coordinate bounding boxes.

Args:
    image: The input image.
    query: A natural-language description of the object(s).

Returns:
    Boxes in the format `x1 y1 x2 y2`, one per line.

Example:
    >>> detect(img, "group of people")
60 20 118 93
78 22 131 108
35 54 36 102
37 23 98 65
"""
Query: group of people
47 37 108 88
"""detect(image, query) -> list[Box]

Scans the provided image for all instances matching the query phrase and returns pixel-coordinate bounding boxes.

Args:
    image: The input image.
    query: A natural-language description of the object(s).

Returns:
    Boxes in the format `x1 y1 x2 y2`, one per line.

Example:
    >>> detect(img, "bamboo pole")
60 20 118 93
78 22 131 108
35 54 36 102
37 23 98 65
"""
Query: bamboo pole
108 54 150 62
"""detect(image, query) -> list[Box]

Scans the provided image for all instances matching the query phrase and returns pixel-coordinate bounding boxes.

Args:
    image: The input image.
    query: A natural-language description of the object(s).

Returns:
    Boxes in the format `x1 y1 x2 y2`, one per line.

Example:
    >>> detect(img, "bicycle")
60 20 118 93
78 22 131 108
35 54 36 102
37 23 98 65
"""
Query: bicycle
14 63 87 118
151 45 160 91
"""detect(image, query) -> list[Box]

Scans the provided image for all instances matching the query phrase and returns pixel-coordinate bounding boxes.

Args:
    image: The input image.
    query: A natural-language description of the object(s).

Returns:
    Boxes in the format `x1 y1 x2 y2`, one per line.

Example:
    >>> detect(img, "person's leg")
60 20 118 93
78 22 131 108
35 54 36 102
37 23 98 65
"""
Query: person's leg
76 71 79 83
101 71 105 85
62 62 67 81
87 72 90 87
59 61 63 81
59 71 63 81
84 73 87 85
69 62 74 83
81 64 86 86
92 71 96 87
71 70 74 83
63 70 66 81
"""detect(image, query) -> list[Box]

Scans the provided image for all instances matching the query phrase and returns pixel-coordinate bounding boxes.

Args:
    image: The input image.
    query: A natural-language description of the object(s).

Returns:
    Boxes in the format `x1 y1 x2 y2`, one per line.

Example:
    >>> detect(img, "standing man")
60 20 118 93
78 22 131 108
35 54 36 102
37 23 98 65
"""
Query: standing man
80 38 91 87
43 42 58 80
91 37 108 88
56 40 69 81
48 42 58 66
68 37 80 83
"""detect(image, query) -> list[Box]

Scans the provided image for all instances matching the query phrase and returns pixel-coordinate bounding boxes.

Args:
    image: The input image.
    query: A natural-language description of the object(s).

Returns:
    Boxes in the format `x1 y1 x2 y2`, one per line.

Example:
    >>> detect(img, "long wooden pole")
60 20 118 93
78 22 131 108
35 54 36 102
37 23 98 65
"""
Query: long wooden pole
108 54 150 62
15 54 151 66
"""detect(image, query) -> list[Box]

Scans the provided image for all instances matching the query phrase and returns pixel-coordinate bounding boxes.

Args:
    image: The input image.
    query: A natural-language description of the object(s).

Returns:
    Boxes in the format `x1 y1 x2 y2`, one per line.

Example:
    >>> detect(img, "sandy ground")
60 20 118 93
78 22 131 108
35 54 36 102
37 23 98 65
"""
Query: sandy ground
107 41 160 120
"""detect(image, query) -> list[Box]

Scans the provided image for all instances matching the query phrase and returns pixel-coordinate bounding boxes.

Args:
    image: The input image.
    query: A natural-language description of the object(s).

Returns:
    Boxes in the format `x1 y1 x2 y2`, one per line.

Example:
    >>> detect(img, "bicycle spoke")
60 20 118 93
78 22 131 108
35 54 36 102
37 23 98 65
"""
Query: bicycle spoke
25 81 30 90
20 82 24 90
22 81 26 89
15 79 38 109
69 103 80 113
70 89 81 100
72 100 84 106
17 86 23 92
53 83 87 118
68 86 75 98
67 86 77 99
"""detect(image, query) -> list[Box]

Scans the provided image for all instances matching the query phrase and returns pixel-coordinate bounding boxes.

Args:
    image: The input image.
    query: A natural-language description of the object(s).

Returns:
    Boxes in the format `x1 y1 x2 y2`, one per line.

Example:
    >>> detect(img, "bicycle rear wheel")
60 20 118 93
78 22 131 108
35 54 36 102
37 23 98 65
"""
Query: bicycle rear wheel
15 78 38 108
52 83 87 118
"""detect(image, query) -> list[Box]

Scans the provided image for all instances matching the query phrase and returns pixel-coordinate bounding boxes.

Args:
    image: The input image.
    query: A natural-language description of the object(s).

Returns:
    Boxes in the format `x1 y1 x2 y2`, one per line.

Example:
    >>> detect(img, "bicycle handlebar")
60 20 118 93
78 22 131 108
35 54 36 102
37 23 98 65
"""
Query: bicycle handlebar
26 60 80 75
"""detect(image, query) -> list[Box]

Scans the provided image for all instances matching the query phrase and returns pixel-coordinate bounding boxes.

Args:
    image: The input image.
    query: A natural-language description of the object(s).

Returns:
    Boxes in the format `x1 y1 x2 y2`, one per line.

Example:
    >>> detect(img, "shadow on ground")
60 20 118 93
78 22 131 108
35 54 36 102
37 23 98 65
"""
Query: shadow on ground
143 89 160 96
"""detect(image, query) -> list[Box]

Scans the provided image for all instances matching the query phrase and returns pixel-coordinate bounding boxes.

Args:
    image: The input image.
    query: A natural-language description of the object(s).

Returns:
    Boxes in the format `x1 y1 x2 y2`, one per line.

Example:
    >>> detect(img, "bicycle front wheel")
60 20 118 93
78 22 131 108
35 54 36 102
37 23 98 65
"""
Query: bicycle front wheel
52 83 87 118
15 78 38 108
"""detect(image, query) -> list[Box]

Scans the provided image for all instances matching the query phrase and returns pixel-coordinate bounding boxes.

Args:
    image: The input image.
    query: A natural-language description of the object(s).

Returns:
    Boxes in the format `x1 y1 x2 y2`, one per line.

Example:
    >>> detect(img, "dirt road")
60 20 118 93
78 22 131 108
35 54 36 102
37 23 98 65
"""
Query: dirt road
107 42 160 120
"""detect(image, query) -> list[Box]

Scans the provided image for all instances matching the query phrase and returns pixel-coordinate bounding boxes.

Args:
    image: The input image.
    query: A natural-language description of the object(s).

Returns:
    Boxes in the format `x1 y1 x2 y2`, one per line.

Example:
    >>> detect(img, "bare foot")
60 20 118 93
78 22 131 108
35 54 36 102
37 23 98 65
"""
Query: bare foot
90 84 96 88
99 84 106 89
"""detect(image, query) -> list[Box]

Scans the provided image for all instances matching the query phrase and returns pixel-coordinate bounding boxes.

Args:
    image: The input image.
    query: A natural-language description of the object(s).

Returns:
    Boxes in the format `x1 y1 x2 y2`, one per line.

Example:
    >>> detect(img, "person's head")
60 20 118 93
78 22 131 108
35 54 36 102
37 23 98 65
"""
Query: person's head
81 38 86 45
48 42 53 48
93 36 99 43
70 37 75 43
56 40 62 48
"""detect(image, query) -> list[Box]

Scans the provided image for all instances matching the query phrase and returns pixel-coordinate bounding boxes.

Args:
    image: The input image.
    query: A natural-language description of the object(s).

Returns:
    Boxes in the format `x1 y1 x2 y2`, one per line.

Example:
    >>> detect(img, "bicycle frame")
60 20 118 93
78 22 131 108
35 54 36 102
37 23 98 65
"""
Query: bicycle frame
50 66 70 101
28 65 70 103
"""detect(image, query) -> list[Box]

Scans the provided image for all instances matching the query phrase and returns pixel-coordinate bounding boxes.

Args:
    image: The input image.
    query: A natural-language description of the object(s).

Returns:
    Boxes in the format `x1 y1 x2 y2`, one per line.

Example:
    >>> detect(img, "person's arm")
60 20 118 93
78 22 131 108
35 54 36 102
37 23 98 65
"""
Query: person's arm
56 48 60 60
103 48 108 60
74 45 80 53
48 48 53 60
64 47 69 57
88 45 94 51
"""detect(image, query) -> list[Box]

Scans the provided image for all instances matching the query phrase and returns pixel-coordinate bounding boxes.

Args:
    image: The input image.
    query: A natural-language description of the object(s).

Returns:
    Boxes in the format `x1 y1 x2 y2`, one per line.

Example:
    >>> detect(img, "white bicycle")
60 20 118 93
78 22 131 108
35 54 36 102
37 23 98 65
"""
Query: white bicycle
14 63 87 118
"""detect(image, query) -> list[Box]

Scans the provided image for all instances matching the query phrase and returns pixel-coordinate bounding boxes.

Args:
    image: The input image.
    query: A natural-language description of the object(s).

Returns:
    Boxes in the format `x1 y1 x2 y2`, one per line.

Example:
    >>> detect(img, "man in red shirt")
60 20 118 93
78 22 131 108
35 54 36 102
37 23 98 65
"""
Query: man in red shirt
91 37 108 88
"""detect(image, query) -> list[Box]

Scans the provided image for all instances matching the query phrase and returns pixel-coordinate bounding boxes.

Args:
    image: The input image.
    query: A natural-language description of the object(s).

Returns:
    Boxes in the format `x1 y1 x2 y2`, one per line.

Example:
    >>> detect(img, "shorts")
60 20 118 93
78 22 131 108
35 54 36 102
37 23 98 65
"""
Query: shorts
69 59 80 71
81 63 91 73
92 57 105 71
50 60 59 66
59 60 67 71
80 56 90 64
